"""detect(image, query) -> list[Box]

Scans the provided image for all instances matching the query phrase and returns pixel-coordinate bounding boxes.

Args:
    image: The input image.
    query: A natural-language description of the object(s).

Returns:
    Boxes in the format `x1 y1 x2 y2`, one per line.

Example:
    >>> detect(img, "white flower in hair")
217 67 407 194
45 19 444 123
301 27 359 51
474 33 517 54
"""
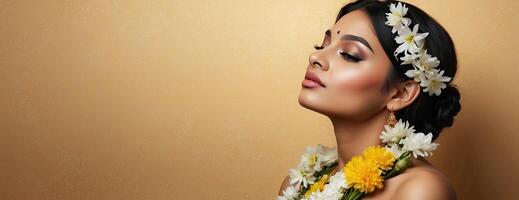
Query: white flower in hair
277 185 299 200
400 132 439 158
413 49 440 72
404 67 425 82
400 51 420 66
402 49 441 83
419 69 452 96
380 119 416 144
394 24 429 55
385 2 452 96
385 2 411 33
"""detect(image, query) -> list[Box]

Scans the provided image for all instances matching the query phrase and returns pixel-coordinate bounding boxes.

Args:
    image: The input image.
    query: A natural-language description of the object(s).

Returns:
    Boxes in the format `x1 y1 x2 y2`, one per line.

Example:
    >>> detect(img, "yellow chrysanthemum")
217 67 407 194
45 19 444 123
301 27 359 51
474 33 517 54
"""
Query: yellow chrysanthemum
362 145 396 171
344 156 384 193
304 174 328 197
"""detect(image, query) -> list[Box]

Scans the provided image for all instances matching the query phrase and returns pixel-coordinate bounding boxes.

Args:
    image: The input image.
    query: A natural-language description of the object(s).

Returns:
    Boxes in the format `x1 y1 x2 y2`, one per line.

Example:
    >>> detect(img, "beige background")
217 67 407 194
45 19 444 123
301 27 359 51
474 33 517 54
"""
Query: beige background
1 0 518 199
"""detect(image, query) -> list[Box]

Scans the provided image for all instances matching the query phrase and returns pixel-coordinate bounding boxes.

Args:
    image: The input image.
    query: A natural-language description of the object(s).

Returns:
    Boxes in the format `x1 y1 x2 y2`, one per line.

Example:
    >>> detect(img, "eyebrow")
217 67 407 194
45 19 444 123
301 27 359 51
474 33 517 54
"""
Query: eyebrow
325 29 374 53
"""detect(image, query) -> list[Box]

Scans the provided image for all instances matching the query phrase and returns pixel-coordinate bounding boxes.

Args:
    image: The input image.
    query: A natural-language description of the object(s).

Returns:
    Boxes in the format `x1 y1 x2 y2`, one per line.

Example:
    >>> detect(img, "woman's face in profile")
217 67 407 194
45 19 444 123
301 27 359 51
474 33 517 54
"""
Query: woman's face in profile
298 10 393 120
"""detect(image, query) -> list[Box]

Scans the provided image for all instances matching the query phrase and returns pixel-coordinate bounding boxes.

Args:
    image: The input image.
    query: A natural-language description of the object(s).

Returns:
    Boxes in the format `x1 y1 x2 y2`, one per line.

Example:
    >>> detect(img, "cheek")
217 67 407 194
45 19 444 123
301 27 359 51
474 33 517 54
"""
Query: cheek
331 66 387 93
325 64 389 116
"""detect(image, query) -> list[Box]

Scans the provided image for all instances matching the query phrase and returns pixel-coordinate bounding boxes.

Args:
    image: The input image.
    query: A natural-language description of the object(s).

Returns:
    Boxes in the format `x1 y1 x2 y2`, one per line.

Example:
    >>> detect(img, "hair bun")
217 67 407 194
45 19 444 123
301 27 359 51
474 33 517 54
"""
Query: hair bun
433 85 461 128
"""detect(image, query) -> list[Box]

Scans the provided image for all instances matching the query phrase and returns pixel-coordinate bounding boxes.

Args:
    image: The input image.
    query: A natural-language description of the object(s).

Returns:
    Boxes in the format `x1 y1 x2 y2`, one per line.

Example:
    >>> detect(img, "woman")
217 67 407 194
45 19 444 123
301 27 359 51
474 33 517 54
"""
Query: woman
278 0 461 199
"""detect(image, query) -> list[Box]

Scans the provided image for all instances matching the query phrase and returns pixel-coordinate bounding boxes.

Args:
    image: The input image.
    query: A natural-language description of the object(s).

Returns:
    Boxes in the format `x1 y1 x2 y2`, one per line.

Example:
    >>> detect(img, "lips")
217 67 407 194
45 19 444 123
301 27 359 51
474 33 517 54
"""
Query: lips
304 71 325 87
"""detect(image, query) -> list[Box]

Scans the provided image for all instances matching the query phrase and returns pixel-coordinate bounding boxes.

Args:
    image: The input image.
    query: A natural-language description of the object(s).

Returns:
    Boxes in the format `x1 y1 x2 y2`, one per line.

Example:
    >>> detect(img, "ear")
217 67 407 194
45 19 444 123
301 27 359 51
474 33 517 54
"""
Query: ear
386 80 421 111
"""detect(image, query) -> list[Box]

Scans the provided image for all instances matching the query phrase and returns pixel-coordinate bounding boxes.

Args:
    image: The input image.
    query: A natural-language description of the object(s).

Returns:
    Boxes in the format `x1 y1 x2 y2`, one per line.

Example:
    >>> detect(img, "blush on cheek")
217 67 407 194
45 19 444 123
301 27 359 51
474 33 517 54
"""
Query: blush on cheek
334 69 386 92
332 71 386 116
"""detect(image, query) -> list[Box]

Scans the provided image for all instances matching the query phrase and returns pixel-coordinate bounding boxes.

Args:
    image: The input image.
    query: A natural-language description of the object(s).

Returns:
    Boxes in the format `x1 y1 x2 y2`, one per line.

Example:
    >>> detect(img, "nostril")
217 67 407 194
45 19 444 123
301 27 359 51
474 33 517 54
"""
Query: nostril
312 61 322 68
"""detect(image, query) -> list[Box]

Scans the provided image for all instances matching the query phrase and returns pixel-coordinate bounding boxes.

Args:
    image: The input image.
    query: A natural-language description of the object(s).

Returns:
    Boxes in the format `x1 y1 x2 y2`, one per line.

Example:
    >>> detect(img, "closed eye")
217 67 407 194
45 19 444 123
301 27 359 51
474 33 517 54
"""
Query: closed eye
340 52 362 62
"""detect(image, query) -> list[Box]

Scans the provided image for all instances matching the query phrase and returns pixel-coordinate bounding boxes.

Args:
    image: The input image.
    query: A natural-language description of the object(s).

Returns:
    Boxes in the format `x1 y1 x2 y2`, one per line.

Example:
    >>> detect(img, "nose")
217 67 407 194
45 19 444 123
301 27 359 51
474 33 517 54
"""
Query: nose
308 51 329 71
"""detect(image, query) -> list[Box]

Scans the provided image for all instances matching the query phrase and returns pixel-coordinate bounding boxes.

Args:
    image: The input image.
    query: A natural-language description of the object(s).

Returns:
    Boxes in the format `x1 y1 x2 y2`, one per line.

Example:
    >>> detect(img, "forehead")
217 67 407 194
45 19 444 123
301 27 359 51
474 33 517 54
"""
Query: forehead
329 10 380 50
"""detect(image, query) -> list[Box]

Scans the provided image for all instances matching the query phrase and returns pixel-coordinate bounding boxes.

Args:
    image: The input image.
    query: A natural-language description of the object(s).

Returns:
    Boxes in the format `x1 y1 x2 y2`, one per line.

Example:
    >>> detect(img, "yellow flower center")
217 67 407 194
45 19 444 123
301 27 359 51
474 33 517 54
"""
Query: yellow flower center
309 153 318 167
405 35 414 44
304 174 329 197
420 60 430 71
430 79 439 89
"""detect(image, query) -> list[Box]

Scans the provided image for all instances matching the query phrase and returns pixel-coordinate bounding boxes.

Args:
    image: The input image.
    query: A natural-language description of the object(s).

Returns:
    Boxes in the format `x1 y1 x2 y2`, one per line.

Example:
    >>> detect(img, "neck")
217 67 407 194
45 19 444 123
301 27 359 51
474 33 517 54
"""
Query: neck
330 109 390 170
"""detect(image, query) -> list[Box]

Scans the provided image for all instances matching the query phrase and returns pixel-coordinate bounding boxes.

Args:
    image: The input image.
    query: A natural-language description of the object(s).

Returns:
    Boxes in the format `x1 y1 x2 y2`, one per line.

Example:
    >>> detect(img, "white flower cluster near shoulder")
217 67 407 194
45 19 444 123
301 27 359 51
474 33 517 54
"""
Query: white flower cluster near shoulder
385 2 452 96
278 118 440 200
287 144 337 189
277 185 299 200
277 144 343 200
380 119 439 159
304 169 347 200
278 170 347 200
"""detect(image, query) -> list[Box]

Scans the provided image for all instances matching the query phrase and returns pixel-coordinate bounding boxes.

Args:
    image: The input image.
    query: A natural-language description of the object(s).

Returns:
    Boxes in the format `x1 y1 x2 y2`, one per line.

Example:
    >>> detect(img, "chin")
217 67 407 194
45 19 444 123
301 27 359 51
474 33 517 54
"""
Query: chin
298 89 361 119
298 90 329 116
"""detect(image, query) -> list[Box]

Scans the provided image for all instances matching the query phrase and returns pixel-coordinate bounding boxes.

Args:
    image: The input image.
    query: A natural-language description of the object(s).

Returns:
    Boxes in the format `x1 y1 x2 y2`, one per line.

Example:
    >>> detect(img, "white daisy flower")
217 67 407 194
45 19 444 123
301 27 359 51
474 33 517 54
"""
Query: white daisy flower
414 49 440 72
316 144 338 166
400 132 439 158
419 69 452 96
277 185 299 200
394 24 429 55
328 169 348 190
300 146 322 172
385 2 411 33
386 143 404 158
288 167 315 188
307 169 347 200
308 189 342 200
380 119 416 144
404 68 425 82
400 51 420 65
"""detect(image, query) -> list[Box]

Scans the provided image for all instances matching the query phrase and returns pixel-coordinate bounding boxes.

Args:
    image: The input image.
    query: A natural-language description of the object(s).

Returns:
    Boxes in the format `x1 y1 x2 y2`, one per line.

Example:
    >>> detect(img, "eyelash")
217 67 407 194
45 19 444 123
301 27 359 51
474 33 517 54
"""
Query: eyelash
340 52 362 62
313 44 324 50
313 44 362 63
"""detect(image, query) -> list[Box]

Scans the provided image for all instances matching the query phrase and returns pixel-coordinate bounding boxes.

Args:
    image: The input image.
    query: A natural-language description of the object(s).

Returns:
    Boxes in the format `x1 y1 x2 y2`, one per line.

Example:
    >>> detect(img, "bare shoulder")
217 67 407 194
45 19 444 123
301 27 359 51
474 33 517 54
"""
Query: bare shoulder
393 160 457 200
278 175 291 195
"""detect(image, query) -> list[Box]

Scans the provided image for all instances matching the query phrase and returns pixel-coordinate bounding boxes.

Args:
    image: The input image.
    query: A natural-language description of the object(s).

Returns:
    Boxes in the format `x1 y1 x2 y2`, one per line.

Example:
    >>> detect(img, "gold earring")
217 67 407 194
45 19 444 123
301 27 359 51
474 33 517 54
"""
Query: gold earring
387 110 397 128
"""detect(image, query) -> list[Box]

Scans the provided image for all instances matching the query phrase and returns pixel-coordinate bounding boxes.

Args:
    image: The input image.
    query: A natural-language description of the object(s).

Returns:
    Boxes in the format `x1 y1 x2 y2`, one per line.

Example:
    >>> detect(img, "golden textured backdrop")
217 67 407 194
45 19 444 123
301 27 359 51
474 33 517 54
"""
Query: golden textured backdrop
1 0 518 199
